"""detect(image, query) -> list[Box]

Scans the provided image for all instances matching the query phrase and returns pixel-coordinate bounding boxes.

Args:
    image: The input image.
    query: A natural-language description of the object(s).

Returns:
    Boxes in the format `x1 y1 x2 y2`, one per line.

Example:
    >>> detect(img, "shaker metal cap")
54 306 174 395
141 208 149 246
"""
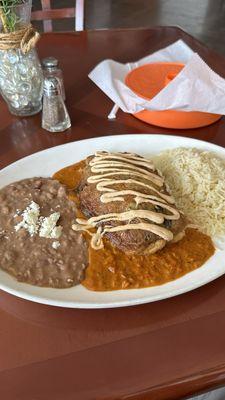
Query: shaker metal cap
43 77 60 95
42 57 58 69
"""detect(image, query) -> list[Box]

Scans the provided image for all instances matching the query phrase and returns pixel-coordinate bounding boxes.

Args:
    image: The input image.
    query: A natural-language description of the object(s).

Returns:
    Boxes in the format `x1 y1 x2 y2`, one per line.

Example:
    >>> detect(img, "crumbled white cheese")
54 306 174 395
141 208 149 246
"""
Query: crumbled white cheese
39 212 62 239
14 201 40 236
14 203 63 245
51 226 63 239
52 241 60 249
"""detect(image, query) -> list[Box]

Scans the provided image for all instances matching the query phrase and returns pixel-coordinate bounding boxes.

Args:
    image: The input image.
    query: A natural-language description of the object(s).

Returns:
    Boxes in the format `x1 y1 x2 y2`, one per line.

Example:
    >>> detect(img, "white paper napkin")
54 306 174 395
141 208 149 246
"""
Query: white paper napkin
88 40 225 116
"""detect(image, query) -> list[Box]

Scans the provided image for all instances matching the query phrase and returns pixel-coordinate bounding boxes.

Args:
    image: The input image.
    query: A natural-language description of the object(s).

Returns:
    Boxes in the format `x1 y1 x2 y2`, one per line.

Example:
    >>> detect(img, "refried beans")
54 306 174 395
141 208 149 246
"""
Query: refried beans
0 177 88 288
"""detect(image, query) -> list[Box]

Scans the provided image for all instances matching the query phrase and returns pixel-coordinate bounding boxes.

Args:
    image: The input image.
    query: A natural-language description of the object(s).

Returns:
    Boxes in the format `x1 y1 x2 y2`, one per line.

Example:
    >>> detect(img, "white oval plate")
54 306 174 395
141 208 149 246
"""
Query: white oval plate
0 134 225 309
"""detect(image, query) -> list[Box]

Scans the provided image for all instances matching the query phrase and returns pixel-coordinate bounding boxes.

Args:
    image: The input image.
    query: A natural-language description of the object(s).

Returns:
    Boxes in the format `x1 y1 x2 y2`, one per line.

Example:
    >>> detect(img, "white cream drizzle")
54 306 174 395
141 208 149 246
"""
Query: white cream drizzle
93 179 174 204
72 151 180 250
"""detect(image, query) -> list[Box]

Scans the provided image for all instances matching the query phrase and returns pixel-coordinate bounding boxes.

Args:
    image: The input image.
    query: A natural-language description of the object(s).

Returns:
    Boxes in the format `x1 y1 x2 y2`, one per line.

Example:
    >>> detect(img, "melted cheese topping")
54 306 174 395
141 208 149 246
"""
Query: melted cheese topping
72 151 180 249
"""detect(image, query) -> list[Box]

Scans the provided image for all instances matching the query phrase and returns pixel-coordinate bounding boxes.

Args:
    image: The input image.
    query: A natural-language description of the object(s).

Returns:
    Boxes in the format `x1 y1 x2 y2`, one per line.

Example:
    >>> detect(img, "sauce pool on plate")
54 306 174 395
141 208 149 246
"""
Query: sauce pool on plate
84 228 214 291
54 161 215 292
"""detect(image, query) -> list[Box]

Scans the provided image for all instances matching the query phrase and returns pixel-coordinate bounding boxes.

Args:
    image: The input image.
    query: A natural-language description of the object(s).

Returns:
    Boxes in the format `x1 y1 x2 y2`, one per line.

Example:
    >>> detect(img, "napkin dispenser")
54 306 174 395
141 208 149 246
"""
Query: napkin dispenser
125 62 221 129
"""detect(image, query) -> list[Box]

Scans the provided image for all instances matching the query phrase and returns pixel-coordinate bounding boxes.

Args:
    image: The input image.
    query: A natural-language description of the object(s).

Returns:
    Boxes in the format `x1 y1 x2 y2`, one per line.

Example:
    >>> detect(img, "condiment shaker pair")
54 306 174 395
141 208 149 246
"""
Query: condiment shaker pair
41 57 71 133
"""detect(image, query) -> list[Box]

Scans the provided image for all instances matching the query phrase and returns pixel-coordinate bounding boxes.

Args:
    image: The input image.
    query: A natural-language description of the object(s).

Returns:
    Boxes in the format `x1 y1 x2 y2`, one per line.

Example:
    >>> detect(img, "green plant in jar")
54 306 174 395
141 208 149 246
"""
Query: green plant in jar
0 0 25 32
0 0 43 116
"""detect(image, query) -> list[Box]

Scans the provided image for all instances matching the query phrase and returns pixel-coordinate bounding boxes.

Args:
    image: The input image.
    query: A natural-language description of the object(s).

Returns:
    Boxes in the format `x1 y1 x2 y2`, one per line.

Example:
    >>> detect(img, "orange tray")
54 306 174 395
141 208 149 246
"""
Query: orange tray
125 62 221 129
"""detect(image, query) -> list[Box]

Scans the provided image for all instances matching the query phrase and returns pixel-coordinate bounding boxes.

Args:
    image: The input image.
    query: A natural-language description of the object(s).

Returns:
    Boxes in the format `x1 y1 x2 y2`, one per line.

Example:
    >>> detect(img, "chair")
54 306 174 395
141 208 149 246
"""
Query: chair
31 0 85 32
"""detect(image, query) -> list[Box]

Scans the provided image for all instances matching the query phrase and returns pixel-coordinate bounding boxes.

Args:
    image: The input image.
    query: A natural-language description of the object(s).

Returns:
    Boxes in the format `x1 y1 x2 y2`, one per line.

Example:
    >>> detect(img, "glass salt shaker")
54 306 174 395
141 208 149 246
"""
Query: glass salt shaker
42 77 71 133
42 57 66 101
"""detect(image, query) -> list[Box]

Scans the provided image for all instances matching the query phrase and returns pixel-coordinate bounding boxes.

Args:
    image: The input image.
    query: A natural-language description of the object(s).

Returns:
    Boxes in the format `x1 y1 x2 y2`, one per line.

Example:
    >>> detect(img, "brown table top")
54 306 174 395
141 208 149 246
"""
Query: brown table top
1 27 225 400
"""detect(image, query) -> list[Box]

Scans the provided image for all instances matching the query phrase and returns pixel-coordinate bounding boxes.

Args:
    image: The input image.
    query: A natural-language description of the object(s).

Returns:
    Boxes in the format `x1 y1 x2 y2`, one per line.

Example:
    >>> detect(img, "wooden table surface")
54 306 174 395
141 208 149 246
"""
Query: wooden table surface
1 27 225 400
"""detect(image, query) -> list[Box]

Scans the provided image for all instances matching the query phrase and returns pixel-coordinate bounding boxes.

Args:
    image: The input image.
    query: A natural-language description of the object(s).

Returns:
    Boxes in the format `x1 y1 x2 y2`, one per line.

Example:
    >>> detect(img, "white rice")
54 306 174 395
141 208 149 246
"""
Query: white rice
153 148 225 237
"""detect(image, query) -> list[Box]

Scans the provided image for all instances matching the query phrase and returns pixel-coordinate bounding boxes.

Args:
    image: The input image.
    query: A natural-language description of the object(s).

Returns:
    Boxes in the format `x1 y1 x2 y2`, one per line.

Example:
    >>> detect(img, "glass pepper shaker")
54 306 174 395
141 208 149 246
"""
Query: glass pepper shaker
42 57 66 101
42 77 71 133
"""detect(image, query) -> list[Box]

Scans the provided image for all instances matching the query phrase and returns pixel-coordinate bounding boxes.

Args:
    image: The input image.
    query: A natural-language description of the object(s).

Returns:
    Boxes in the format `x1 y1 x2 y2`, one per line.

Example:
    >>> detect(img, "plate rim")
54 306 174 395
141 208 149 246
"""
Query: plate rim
2 133 225 173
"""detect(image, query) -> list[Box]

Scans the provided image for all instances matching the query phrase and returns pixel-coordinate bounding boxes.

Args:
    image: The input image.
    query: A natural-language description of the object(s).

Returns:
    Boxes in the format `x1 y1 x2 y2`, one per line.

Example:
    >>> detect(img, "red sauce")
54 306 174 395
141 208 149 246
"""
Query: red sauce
54 162 215 291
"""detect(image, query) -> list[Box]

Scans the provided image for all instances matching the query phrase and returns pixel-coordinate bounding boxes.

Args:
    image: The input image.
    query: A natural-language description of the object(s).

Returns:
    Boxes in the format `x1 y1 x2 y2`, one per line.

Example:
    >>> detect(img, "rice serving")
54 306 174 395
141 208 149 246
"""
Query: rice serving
153 148 225 237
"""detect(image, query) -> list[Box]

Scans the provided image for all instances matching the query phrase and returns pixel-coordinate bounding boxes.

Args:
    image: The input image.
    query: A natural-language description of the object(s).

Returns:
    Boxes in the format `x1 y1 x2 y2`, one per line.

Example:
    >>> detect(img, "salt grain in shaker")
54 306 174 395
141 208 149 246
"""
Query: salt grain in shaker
42 77 71 133
42 57 66 101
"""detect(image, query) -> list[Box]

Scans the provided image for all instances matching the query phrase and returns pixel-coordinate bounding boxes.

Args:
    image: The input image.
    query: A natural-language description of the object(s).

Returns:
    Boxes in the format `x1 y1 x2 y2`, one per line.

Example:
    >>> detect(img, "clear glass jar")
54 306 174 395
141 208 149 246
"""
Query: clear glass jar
0 0 43 116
